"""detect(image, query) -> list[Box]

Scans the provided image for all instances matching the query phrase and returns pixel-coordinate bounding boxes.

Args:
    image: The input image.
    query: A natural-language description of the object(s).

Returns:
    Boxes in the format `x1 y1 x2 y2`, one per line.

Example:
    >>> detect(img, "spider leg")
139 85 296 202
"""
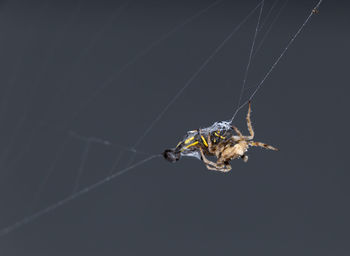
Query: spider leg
224 162 232 171
206 164 230 172
249 141 278 151
199 148 215 169
246 101 254 140
201 129 215 154
199 147 218 168
241 155 249 162
199 147 229 172
231 125 244 139
218 159 232 172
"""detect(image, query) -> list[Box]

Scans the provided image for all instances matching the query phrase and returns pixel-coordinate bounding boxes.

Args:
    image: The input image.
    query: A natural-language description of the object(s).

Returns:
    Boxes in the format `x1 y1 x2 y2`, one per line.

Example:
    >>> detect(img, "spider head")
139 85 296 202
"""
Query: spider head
163 149 181 163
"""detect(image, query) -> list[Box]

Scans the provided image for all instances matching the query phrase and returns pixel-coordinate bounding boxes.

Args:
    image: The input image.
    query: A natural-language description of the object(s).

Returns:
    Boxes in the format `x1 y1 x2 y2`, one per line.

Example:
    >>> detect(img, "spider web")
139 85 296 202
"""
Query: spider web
0 0 322 237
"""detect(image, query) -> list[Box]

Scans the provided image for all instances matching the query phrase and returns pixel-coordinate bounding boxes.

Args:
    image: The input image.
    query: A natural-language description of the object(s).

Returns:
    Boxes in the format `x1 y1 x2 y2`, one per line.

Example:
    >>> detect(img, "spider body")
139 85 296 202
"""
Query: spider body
163 102 278 172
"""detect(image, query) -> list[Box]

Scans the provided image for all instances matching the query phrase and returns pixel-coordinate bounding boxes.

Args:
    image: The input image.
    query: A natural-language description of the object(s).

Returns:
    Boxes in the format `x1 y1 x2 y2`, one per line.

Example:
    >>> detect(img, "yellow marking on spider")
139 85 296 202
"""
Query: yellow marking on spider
184 136 195 144
201 135 208 147
186 141 199 148
180 141 199 151
214 132 225 139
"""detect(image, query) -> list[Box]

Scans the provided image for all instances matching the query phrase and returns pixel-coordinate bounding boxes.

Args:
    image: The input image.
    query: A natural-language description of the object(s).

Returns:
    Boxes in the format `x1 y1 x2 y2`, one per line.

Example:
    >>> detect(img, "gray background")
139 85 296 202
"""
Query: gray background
0 0 349 255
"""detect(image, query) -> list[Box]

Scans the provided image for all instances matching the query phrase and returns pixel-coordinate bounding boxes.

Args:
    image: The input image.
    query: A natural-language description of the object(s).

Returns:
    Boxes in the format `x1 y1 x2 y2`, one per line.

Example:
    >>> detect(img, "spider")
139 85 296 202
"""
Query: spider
163 102 278 172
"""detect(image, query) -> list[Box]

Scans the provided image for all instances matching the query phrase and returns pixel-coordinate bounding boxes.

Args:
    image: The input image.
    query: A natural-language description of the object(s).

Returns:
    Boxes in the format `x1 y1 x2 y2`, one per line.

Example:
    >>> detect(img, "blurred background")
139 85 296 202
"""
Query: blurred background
0 0 348 255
